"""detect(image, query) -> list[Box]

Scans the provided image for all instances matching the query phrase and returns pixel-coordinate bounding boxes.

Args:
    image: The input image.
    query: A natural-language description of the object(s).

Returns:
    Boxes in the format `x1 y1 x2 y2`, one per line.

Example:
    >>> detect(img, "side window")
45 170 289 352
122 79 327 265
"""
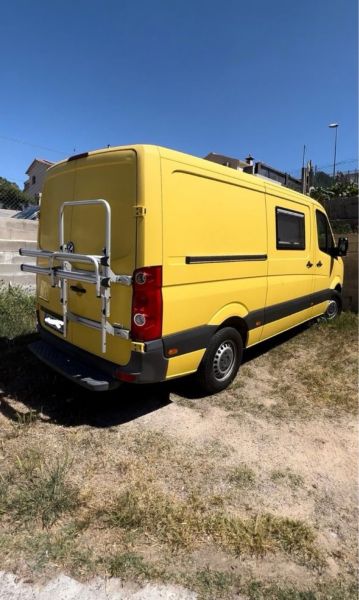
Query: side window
316 210 334 253
276 207 305 250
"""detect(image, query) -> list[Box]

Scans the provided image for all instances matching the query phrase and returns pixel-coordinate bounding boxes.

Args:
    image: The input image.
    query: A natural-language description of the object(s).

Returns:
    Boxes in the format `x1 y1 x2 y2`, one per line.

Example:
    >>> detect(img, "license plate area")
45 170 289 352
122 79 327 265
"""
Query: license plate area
44 312 64 334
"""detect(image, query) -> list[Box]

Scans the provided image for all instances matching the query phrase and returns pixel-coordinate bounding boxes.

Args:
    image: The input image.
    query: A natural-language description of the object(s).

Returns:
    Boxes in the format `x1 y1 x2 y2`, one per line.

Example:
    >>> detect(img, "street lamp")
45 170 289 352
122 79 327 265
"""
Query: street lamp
328 123 339 181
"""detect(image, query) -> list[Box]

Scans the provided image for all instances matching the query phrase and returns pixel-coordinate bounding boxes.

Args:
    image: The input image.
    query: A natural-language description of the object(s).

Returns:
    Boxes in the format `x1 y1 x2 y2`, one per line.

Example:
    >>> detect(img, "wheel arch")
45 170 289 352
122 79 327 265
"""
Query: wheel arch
215 316 249 348
208 303 250 348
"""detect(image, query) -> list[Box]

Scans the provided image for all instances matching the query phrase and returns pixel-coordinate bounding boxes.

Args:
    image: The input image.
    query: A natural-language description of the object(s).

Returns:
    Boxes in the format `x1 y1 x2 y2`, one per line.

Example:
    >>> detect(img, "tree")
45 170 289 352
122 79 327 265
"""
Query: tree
310 178 358 203
0 177 36 210
330 176 358 198
313 170 332 188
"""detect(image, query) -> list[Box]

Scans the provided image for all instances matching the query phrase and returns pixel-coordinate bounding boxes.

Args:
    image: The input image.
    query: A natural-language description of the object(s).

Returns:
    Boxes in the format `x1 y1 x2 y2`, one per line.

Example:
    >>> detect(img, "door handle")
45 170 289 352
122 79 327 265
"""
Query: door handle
306 261 313 268
70 285 86 294
316 261 323 267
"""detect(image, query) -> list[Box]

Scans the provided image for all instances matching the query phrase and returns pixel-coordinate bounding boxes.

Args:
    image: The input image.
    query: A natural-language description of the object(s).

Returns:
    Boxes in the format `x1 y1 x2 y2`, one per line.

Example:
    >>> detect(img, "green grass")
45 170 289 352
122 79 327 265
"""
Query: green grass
0 284 36 338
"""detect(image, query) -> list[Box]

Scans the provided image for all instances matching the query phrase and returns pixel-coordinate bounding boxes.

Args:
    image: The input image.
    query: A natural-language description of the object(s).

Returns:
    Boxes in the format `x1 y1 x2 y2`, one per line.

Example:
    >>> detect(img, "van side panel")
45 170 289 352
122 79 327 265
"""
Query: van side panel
161 157 267 376
260 187 315 341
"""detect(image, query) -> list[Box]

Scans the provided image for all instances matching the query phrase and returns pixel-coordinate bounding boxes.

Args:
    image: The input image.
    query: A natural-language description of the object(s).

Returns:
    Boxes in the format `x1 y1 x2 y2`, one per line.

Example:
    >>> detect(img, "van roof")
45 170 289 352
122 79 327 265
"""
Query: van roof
49 144 323 210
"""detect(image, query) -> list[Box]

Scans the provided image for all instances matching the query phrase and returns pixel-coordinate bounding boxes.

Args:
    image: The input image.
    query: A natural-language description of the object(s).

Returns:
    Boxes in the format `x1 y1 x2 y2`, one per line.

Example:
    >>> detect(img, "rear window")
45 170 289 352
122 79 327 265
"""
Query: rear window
276 207 305 250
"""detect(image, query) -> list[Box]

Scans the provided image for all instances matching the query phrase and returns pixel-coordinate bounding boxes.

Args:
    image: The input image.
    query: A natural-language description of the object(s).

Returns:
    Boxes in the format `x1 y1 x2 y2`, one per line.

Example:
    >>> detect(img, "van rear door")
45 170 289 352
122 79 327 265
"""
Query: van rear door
39 149 137 366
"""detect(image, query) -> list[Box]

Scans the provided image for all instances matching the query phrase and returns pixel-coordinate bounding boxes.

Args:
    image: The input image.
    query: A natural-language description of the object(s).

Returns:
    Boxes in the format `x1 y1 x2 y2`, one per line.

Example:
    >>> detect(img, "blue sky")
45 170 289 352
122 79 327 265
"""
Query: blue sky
1 0 357 187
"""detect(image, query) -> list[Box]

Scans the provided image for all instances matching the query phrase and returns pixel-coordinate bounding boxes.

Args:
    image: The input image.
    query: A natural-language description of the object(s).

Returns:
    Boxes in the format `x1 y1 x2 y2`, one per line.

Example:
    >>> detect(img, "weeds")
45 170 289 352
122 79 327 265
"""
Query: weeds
246 579 358 600
270 469 304 489
23 526 94 575
106 551 163 580
189 568 238 599
228 464 256 487
0 284 36 338
2 453 80 528
99 482 320 562
321 311 358 332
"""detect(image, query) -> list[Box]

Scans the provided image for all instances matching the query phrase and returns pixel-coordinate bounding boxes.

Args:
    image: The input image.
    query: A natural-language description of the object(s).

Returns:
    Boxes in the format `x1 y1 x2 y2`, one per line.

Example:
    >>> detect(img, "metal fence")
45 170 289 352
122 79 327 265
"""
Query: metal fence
290 160 358 188
0 184 40 213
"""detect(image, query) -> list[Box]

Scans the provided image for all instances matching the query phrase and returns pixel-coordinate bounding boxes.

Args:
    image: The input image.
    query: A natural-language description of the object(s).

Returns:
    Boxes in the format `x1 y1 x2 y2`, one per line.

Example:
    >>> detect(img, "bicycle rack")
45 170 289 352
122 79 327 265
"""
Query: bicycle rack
20 199 132 353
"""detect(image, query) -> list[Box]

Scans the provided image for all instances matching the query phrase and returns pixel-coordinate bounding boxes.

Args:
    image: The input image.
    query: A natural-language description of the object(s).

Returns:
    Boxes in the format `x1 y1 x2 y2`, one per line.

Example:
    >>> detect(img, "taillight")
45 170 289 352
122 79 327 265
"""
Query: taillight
131 266 162 341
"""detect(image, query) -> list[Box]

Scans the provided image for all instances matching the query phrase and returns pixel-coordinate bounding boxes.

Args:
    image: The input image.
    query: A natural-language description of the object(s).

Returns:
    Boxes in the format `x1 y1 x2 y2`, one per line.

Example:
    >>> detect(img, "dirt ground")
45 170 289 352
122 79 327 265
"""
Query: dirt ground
0 315 357 599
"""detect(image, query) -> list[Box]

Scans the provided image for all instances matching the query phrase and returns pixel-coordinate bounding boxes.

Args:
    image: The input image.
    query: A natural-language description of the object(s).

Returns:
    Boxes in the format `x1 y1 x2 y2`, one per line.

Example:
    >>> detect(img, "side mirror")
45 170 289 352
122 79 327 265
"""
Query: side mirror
337 237 348 257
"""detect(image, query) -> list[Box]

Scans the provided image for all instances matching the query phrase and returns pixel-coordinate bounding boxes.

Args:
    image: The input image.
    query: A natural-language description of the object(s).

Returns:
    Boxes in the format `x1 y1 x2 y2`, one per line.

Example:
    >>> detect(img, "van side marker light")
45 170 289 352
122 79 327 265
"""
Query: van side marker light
167 348 178 356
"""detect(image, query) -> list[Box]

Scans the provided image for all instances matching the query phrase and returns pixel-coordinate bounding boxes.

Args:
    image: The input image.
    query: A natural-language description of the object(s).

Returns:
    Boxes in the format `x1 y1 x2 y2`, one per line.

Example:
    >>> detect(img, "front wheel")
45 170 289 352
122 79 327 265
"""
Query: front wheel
324 294 342 321
196 327 243 395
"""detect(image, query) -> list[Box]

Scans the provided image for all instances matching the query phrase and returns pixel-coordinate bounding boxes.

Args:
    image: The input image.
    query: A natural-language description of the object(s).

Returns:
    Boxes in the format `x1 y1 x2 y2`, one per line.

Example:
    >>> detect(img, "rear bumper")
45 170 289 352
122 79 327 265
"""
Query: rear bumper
32 326 168 391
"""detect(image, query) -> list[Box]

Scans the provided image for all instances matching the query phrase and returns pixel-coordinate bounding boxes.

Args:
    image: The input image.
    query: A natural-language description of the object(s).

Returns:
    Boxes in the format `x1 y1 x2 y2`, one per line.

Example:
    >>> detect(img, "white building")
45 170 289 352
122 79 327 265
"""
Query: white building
24 158 53 198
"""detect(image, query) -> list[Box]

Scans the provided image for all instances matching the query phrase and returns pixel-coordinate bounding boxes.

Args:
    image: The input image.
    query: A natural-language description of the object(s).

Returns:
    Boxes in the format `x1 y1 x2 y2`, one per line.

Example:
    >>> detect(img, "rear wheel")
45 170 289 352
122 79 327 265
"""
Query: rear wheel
196 327 243 395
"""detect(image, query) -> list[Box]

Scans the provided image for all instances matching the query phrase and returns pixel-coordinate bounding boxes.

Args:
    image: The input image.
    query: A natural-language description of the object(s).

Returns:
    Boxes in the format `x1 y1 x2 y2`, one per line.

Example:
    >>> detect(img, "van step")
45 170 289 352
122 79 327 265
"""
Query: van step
29 340 120 392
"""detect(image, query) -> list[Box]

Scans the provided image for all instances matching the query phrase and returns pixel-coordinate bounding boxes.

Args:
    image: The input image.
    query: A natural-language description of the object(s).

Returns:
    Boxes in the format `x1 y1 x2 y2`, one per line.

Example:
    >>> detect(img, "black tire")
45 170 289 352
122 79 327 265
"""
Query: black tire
196 327 243 395
324 294 342 321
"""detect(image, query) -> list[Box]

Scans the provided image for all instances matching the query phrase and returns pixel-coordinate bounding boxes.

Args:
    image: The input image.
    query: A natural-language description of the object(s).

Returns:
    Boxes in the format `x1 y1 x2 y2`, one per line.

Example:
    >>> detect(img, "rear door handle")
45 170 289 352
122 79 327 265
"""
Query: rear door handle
316 261 323 267
70 285 86 294
306 261 313 268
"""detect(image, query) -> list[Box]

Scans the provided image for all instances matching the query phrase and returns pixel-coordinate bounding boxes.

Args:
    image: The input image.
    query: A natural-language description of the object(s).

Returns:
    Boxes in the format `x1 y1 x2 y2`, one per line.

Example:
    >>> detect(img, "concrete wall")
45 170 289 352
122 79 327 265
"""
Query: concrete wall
342 233 358 312
325 196 358 221
0 209 17 218
0 217 38 241
0 217 37 286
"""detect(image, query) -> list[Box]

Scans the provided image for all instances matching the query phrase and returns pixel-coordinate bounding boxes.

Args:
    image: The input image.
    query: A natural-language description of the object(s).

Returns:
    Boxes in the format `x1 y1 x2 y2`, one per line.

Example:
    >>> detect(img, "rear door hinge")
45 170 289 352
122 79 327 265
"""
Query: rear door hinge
134 205 147 217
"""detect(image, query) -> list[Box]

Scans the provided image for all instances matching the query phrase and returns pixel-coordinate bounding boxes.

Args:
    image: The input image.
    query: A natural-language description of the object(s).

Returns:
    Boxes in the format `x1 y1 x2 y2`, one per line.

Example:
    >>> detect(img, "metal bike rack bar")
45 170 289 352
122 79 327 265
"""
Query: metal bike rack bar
20 198 132 353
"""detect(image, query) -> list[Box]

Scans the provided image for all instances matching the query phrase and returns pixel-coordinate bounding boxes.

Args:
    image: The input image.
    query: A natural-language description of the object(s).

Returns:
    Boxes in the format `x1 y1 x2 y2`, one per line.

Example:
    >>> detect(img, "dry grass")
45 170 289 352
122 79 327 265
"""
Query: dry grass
99 480 319 561
0 311 357 598
193 312 358 421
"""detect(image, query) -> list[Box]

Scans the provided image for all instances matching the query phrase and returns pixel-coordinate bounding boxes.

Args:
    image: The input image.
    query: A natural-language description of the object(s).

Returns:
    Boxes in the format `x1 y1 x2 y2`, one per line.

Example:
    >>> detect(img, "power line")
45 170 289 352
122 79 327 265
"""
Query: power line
315 158 358 170
0 134 69 156
288 158 358 175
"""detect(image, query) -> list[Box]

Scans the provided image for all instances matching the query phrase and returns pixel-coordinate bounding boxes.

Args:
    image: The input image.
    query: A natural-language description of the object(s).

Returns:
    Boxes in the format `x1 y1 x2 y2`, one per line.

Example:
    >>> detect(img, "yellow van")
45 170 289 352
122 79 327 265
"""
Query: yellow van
20 145 348 393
